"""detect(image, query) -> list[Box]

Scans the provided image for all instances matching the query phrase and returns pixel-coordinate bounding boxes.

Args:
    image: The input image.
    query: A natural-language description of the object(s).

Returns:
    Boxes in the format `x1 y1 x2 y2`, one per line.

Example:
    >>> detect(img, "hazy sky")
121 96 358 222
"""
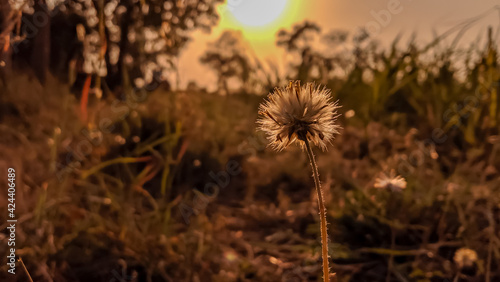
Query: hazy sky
175 0 500 91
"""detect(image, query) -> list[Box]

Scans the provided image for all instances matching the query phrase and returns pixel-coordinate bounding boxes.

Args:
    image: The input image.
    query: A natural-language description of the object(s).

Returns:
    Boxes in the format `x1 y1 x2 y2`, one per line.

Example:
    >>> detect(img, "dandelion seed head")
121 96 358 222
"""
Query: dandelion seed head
453 248 478 269
257 81 340 151
374 170 407 191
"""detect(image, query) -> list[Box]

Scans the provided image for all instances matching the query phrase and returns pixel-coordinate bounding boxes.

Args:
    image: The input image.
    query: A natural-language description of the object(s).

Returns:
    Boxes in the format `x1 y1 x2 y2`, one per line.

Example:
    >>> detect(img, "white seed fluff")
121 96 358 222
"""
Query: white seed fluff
258 81 340 152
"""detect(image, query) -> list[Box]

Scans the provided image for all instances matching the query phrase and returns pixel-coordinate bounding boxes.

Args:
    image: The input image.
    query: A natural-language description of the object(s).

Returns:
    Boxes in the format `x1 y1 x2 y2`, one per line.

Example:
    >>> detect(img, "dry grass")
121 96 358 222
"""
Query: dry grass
0 31 499 281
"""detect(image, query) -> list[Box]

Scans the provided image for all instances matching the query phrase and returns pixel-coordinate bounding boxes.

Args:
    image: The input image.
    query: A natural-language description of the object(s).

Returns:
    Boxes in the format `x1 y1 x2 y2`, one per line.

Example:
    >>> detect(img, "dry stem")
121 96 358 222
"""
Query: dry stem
304 139 330 282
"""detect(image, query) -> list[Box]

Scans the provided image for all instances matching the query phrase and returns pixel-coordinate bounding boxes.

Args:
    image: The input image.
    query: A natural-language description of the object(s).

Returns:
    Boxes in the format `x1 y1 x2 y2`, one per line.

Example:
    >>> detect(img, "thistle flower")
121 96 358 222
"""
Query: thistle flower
453 248 478 269
257 81 341 282
258 81 340 152
374 170 407 191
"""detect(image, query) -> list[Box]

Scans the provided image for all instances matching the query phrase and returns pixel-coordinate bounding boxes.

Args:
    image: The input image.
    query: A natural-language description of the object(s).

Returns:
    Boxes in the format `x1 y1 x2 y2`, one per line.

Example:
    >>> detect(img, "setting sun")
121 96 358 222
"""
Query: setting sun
216 0 303 58
229 0 288 27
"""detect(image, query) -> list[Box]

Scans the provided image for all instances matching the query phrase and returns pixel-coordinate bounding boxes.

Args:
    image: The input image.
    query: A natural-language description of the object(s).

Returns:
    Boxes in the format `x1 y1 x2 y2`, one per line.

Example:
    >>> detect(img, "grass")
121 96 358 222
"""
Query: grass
0 27 499 281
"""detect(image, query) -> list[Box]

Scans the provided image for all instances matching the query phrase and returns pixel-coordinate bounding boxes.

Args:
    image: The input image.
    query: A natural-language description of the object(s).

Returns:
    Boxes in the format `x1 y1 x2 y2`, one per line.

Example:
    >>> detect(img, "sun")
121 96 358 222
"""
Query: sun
228 0 288 27
215 0 302 58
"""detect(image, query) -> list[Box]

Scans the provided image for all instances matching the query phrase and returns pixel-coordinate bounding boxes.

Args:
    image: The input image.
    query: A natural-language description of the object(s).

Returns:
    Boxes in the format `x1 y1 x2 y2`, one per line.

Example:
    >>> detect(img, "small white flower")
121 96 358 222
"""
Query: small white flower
453 248 478 269
374 170 407 191
257 81 340 151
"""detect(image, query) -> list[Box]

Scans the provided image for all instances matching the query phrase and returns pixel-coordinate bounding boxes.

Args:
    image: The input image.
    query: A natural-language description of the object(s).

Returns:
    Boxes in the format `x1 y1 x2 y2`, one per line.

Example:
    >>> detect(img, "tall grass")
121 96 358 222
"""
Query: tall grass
0 25 499 281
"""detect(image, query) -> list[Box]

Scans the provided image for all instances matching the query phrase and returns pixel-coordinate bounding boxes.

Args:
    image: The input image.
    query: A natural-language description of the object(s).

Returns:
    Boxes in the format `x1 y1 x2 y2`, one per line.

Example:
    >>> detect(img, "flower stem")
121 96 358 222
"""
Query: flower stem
304 139 330 282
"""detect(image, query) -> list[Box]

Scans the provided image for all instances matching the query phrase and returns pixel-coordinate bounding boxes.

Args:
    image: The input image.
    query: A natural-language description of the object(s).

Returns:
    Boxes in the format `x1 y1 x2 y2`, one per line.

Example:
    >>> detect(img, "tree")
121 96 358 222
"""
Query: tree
5 0 223 89
200 30 253 94
30 0 51 83
276 21 324 82
0 0 21 78
95 0 224 91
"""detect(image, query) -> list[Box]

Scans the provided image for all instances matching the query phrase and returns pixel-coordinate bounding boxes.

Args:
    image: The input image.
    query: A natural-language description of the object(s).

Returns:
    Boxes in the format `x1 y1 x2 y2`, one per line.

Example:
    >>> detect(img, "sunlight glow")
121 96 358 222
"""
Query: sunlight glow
229 0 288 27
216 0 302 58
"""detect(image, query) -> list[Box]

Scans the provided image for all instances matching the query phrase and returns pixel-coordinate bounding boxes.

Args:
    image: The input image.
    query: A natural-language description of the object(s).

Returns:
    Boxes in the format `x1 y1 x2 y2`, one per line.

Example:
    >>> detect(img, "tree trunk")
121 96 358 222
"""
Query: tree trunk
117 0 132 89
30 0 51 83
1 0 12 77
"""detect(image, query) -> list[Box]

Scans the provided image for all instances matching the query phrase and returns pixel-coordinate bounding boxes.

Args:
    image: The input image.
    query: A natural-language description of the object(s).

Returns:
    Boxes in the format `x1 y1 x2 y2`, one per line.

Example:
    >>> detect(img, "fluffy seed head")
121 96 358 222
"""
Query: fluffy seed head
453 248 478 269
374 170 407 191
257 81 340 151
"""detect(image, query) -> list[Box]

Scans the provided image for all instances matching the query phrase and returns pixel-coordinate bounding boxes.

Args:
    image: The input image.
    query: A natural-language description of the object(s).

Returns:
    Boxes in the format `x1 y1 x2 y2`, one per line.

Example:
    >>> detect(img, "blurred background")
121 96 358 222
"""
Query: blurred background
0 0 500 281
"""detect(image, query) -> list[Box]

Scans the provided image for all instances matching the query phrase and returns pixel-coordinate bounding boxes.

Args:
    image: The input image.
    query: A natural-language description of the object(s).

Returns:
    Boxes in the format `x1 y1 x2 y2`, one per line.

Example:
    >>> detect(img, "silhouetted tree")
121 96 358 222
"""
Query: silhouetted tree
276 21 324 82
97 0 224 91
30 0 51 83
200 30 253 94
4 0 223 89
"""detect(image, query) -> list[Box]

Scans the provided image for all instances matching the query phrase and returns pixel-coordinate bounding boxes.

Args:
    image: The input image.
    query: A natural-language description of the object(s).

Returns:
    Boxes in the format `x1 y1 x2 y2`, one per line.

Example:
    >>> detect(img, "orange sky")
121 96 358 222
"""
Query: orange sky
175 0 500 91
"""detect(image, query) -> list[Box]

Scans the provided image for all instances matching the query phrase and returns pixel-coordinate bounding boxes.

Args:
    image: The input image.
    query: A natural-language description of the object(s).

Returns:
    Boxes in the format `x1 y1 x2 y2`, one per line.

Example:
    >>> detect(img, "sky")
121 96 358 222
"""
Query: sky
175 0 500 91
